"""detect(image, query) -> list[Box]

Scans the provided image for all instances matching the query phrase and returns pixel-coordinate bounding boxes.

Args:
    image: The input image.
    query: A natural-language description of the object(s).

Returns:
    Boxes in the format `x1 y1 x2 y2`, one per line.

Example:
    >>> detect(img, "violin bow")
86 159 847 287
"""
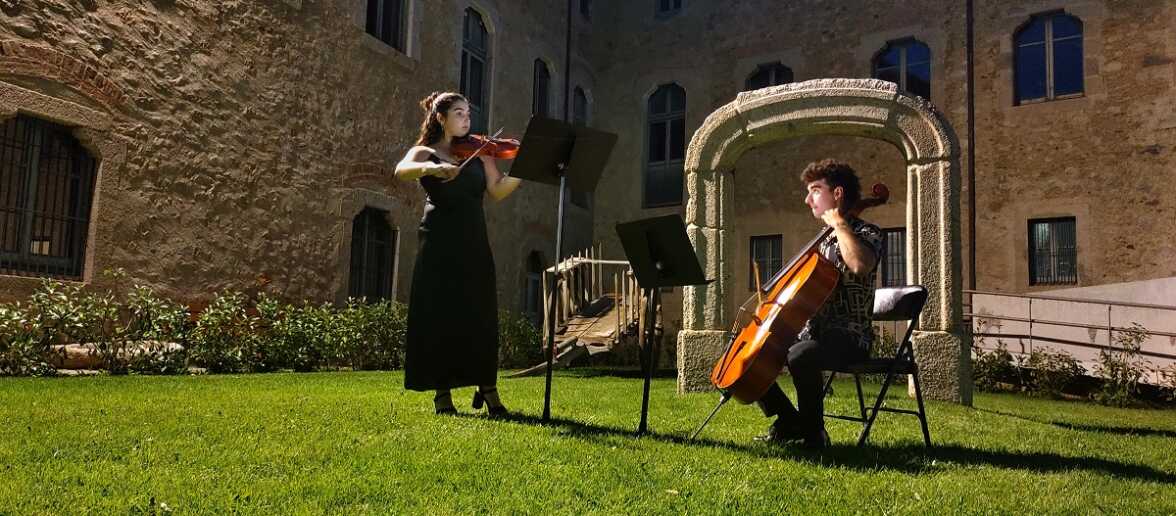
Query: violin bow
455 127 506 171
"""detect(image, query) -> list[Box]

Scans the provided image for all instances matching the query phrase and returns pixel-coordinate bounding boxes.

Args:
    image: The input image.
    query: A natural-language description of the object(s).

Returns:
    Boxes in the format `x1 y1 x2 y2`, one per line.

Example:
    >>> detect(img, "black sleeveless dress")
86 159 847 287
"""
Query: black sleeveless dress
404 155 499 391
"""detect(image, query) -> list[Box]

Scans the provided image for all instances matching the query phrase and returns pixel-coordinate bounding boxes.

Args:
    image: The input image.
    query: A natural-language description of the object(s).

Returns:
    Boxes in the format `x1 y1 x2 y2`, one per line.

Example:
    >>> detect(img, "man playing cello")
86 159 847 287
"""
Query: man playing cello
754 159 884 449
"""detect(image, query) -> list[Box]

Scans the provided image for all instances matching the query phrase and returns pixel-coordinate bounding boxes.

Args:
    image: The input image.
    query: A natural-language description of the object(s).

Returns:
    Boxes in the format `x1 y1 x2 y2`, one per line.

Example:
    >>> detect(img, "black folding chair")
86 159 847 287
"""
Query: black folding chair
822 285 932 447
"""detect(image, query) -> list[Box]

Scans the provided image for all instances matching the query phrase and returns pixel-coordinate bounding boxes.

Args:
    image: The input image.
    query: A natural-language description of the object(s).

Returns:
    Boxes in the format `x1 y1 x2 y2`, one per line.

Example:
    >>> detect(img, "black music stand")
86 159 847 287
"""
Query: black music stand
510 116 617 422
615 214 709 435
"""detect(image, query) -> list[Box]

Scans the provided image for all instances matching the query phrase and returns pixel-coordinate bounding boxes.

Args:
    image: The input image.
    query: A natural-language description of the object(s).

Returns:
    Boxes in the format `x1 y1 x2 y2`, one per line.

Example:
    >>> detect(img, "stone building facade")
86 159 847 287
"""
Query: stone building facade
2 1 1174 370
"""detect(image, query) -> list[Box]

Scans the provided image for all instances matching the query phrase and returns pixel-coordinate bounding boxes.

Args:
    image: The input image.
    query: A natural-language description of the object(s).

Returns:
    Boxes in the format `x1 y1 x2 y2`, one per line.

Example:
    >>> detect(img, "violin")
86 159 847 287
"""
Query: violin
708 183 890 404
451 132 520 162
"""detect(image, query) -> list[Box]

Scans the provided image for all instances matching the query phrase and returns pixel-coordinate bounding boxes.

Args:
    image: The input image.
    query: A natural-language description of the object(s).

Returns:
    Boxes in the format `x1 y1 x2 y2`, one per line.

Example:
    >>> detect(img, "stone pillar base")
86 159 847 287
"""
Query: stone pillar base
911 330 973 405
676 329 730 393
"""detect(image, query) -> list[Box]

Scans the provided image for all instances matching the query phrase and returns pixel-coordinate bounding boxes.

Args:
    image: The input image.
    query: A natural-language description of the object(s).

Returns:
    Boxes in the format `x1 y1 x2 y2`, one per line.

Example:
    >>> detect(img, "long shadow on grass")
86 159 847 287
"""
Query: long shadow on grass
978 408 1176 439
472 412 1176 483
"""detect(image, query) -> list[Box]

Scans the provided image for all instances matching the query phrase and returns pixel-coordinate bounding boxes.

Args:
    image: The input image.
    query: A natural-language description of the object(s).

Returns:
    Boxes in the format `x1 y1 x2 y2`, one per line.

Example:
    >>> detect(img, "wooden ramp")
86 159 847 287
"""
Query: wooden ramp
508 245 665 377
509 295 631 377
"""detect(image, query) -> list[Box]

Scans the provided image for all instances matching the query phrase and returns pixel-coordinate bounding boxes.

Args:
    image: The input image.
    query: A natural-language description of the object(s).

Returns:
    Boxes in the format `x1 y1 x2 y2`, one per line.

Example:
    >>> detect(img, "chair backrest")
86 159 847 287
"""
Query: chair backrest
872 285 928 362
872 286 928 323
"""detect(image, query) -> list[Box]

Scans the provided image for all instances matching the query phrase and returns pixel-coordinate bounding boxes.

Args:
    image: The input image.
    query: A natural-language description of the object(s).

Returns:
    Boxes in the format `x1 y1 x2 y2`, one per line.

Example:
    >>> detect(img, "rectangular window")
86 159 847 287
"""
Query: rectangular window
1029 217 1077 285
749 235 783 290
881 228 907 287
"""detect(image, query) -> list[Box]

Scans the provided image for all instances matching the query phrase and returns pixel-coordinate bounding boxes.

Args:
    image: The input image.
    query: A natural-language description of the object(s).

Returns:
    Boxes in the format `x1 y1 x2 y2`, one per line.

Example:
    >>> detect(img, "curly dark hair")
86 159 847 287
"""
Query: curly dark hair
800 159 861 208
415 91 468 146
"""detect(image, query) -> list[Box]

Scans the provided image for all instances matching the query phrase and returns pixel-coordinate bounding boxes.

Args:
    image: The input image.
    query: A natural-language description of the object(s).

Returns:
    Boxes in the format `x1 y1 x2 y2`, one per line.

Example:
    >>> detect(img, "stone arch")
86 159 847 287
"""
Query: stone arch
0 40 128 114
676 78 970 404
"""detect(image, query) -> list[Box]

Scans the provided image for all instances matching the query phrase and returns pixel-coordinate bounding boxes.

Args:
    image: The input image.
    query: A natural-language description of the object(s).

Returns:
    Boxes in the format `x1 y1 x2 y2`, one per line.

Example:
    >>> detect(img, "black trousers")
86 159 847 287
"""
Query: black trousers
755 328 867 438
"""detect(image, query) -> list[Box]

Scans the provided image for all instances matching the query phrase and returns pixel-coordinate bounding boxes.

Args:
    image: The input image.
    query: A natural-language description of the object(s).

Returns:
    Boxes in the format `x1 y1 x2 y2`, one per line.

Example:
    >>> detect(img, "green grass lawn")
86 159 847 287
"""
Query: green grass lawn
2 370 1174 514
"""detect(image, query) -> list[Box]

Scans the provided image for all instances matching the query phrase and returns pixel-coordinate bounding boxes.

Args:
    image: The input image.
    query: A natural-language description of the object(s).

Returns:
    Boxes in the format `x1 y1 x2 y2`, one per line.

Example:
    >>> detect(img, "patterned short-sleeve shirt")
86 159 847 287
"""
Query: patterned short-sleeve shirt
797 217 884 353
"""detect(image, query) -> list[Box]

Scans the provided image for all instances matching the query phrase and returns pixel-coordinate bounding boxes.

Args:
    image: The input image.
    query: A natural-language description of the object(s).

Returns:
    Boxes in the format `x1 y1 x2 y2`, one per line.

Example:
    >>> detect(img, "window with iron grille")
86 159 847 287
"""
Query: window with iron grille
881 227 907 287
349 207 397 301
874 39 931 100
365 0 406 51
656 0 681 15
644 83 685 208
0 115 97 280
1015 12 1083 105
744 62 793 91
1029 217 1077 285
533 59 551 117
461 8 490 134
749 234 782 290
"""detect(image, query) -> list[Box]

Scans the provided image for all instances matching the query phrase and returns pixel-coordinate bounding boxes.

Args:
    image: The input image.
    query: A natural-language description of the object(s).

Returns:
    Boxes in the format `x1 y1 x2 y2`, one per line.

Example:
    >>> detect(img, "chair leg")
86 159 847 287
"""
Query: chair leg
822 371 836 397
857 367 898 447
853 374 867 422
911 369 932 447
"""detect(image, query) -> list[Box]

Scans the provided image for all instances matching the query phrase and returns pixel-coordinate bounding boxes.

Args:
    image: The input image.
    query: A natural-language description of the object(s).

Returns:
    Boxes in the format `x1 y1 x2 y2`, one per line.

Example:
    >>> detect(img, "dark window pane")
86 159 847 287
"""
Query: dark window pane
876 46 901 69
746 69 769 91
468 58 484 106
648 121 667 163
750 235 783 289
906 42 930 64
1052 14 1082 39
1017 17 1046 44
907 62 931 99
1015 44 1047 102
648 87 667 114
669 117 685 161
460 53 468 95
533 60 550 117
644 164 682 206
1053 37 1084 96
573 87 588 125
876 66 900 85
669 85 686 111
366 0 379 36
774 64 793 84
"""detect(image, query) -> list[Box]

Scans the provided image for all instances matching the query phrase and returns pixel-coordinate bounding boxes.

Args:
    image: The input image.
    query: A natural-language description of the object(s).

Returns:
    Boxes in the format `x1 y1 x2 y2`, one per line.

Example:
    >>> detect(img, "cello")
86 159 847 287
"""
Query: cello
691 183 889 438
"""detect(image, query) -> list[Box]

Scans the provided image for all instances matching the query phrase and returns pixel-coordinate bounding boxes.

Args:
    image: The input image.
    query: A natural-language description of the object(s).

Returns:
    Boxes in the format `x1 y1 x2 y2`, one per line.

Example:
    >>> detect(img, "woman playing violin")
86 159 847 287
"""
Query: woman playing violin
755 159 884 448
394 91 521 416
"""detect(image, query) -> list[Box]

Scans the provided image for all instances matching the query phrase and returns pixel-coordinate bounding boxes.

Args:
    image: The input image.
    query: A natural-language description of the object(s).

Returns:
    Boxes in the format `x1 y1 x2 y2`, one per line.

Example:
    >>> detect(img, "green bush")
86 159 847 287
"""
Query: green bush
188 291 257 373
499 310 543 369
1095 323 1150 407
0 302 56 376
335 299 407 371
1024 347 1084 399
973 342 1020 392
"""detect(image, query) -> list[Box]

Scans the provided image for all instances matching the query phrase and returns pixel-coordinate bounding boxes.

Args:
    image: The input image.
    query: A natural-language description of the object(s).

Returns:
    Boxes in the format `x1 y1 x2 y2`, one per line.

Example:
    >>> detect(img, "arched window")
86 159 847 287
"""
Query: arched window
1015 12 1083 104
644 83 686 208
348 207 396 301
461 8 490 133
0 115 97 279
873 39 931 100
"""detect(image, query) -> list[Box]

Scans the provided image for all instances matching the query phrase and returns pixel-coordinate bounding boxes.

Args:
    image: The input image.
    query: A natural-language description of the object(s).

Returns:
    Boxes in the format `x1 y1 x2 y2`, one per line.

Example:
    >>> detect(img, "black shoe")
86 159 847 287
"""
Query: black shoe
435 406 457 416
802 429 831 450
754 418 805 443
473 389 509 417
